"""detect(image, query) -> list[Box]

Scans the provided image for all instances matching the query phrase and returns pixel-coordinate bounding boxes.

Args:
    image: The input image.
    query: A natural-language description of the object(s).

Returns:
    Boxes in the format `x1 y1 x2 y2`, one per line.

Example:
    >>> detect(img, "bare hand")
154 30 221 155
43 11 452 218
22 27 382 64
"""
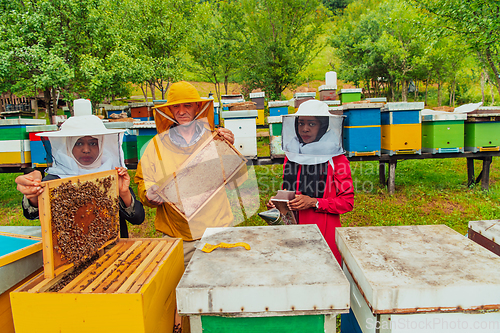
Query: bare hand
266 196 276 209
16 171 43 207
116 167 132 207
288 195 317 211
217 128 235 145
146 184 163 206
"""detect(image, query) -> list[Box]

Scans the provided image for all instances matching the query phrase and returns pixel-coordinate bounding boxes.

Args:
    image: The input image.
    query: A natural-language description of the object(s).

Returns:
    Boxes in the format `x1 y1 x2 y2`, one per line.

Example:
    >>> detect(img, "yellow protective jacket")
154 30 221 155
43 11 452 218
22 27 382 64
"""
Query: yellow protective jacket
135 85 233 241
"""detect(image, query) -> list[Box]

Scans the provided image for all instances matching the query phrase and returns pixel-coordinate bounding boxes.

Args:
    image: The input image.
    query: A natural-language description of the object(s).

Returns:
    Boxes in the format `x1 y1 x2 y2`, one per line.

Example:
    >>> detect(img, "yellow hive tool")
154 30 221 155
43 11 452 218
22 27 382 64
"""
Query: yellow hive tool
200 242 251 253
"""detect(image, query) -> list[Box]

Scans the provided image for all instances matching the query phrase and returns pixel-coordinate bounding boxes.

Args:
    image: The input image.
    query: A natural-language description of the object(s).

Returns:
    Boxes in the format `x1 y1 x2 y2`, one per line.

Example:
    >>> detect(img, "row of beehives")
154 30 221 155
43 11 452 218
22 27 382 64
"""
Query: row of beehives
3 219 500 333
267 102 500 158
1 101 499 168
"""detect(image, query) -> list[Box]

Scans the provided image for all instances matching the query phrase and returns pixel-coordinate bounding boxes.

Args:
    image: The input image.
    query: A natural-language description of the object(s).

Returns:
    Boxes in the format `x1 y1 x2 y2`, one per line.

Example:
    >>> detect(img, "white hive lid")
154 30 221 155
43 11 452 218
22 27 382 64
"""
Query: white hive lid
468 220 500 245
336 225 500 313
421 109 467 121
130 120 157 129
339 88 362 94
249 92 265 99
177 225 350 315
267 116 283 123
0 119 46 126
294 92 317 98
382 102 425 111
268 101 290 108
340 103 384 110
221 110 258 119
318 85 337 92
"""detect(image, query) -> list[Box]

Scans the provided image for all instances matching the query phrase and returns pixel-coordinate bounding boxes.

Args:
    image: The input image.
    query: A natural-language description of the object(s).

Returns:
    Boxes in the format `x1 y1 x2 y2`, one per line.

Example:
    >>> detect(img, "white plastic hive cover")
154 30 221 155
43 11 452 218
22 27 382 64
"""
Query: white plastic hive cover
177 225 350 315
469 220 500 244
336 225 500 313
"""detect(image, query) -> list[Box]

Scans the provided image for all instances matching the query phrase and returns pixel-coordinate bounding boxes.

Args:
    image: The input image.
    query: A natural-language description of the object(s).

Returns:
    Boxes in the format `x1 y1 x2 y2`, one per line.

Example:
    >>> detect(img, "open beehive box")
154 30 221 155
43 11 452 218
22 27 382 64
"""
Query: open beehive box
10 170 183 333
156 132 247 222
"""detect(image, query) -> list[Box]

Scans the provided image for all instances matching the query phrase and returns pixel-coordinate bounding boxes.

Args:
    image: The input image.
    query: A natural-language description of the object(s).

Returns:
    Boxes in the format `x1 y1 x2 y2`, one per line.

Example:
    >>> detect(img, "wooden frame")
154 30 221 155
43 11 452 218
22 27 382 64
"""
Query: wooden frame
23 238 180 294
38 169 119 279
156 132 247 222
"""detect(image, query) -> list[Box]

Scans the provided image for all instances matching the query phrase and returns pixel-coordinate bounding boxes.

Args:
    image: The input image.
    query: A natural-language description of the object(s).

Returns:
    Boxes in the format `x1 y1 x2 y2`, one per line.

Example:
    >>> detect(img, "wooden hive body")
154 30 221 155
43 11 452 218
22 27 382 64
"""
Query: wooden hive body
11 170 183 333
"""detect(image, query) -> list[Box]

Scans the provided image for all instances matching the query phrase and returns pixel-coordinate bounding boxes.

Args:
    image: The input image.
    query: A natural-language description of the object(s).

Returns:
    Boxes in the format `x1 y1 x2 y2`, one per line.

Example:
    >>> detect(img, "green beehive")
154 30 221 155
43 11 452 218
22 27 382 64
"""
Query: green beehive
464 107 500 152
339 88 362 104
421 112 466 153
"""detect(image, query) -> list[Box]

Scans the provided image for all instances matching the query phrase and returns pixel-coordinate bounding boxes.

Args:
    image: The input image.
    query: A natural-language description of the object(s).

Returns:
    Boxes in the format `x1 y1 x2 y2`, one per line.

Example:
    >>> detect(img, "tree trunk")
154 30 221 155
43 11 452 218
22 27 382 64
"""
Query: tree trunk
414 79 418 101
161 81 170 100
224 76 229 95
450 78 456 107
437 81 442 107
484 47 500 97
150 81 156 101
425 77 429 106
490 81 495 105
480 70 486 104
44 88 53 124
140 83 148 103
33 86 39 119
401 80 408 102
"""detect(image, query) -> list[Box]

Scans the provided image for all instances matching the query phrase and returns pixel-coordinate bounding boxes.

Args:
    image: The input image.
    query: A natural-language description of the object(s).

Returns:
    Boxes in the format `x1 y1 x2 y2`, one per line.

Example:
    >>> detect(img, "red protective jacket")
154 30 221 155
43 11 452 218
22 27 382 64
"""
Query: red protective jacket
283 154 354 264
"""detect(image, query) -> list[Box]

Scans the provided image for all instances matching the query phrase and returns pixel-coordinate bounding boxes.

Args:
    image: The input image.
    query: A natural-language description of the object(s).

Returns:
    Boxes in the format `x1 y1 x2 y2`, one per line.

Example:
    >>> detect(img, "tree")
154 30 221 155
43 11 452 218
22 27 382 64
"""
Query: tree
103 0 193 102
0 0 109 120
411 0 500 97
188 1 245 102
329 1 389 97
238 0 328 100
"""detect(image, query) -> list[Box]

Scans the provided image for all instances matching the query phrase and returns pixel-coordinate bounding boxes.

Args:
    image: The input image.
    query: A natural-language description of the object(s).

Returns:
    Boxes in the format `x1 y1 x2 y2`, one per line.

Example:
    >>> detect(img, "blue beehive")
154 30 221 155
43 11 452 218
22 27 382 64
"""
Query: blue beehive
341 103 383 157
268 101 290 117
214 102 220 126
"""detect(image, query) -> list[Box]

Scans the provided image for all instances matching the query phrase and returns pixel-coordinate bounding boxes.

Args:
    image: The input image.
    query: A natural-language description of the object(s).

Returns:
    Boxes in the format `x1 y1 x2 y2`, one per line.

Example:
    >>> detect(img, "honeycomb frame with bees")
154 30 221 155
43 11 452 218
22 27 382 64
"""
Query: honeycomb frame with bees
10 170 184 333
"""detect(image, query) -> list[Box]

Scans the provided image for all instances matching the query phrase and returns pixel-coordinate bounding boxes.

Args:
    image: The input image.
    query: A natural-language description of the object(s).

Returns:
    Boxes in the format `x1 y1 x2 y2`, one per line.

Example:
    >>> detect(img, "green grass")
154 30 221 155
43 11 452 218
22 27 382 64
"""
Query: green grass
2 157 499 237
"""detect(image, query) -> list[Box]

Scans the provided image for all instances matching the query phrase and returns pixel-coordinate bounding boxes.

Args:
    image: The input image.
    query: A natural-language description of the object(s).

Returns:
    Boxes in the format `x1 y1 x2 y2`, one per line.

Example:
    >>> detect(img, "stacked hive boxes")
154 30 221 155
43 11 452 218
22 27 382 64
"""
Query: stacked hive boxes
26 125 58 168
325 100 342 115
0 227 43 333
131 121 157 159
464 106 500 152
381 102 423 155
129 102 154 121
339 88 362 104
267 115 285 159
421 111 466 153
177 226 350 333
268 101 289 159
249 92 265 126
0 119 46 166
220 94 244 111
319 86 337 101
293 92 316 110
100 105 129 119
221 110 258 158
337 225 500 333
103 121 137 164
342 103 383 157
214 102 220 126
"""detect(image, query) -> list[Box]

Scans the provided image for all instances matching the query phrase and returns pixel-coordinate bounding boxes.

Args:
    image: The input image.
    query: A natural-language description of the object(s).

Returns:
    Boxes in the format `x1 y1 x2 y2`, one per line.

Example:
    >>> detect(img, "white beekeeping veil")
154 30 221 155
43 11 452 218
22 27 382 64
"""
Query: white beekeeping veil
282 99 345 165
37 101 125 178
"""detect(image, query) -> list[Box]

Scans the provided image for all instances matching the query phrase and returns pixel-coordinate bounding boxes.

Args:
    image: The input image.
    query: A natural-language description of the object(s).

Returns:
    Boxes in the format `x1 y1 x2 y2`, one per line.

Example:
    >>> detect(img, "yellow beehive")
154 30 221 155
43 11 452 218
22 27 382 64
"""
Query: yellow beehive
10 170 183 333
381 123 421 154
256 109 265 125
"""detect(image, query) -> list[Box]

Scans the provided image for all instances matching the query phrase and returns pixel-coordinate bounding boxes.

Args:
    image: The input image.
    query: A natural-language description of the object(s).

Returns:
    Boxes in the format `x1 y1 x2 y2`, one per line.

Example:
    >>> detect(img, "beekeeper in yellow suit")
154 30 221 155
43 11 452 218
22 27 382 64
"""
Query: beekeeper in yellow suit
135 81 239 267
